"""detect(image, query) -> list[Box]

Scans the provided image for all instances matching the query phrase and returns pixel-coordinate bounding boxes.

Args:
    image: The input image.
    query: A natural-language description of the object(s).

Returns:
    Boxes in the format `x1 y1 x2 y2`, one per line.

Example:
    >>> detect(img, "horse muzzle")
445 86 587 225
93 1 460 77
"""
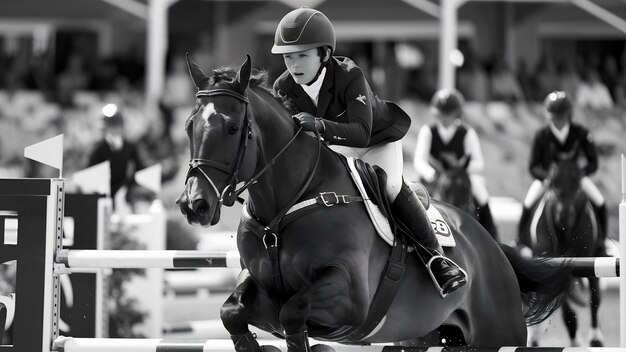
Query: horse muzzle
176 184 222 227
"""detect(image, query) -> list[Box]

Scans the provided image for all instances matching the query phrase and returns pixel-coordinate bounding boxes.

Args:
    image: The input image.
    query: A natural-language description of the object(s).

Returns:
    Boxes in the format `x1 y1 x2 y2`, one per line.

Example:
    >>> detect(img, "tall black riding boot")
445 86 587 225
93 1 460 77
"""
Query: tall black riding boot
392 182 467 297
594 203 608 256
476 202 499 241
517 206 532 245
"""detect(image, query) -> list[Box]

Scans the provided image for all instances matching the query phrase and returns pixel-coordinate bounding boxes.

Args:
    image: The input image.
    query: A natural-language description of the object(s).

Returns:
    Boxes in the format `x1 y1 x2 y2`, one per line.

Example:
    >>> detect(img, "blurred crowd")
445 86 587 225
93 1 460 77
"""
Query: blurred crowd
454 52 626 113
0 44 625 184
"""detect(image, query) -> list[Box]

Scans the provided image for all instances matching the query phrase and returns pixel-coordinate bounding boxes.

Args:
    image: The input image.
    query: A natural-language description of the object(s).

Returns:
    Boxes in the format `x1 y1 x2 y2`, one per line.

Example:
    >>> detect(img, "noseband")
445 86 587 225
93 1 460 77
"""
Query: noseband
186 88 252 206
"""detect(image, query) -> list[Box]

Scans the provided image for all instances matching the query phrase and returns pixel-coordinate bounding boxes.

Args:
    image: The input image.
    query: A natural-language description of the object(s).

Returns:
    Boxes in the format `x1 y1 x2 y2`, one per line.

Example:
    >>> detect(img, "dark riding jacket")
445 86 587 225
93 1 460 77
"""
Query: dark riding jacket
273 56 410 147
429 123 468 168
88 139 146 198
528 123 598 181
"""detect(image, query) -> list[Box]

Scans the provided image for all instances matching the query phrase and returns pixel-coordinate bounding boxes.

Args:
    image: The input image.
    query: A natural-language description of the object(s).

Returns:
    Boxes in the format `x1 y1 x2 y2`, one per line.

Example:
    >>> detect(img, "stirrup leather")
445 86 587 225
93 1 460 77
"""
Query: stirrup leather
425 255 468 298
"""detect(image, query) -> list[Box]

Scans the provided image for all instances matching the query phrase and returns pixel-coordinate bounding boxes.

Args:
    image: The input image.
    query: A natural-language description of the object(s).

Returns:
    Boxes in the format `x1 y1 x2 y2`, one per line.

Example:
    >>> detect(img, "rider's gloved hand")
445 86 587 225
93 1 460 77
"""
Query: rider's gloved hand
292 112 325 135
421 165 436 183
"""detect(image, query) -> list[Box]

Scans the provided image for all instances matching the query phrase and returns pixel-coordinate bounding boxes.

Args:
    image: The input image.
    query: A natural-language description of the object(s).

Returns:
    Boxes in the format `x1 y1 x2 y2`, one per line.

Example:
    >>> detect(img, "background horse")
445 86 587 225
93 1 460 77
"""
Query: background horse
519 159 604 347
176 55 574 352
429 154 499 241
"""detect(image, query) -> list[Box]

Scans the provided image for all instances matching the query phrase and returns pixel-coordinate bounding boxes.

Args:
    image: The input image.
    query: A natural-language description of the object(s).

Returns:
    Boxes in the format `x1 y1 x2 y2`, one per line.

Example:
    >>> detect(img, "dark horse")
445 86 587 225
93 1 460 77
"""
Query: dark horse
429 155 499 241
519 159 604 347
176 55 574 351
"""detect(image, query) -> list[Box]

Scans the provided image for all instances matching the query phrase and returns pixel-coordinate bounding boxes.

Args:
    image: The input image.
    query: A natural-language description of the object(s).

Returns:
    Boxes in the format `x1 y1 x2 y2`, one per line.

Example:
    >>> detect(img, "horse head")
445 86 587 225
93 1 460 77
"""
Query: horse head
432 154 472 212
176 54 257 226
543 158 587 253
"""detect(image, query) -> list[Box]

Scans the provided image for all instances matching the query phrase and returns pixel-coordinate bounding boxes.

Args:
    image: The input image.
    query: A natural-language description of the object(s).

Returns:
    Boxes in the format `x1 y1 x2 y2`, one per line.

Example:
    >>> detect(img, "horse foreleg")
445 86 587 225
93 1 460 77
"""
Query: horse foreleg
561 301 580 346
280 266 365 352
221 269 282 352
588 278 604 347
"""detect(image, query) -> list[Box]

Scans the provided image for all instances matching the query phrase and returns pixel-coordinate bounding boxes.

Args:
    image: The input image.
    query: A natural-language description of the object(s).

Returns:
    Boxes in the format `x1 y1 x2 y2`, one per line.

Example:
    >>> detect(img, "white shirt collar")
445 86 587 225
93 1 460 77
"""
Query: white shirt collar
300 67 326 107
436 120 461 144
549 122 570 145
105 133 124 151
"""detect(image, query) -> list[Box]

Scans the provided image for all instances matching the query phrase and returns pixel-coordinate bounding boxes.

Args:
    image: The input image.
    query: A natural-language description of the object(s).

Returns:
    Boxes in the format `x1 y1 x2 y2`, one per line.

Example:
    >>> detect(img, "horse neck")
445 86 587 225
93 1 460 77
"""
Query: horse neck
246 91 322 221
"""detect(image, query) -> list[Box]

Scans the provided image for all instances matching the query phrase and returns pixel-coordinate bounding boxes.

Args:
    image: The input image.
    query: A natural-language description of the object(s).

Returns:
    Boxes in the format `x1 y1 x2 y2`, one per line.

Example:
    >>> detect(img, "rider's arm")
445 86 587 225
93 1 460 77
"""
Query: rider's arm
579 127 599 176
464 127 484 174
413 126 436 183
321 72 372 147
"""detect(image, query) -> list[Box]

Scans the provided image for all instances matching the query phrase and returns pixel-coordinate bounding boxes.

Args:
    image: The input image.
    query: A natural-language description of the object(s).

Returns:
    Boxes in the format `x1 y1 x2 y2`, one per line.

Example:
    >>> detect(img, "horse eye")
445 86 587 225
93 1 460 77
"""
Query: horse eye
229 125 240 134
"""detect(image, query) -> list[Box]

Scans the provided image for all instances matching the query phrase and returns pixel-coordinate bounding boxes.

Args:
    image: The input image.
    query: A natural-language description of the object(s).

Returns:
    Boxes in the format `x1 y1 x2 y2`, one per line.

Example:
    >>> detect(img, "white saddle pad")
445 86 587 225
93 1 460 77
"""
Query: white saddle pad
346 157 456 248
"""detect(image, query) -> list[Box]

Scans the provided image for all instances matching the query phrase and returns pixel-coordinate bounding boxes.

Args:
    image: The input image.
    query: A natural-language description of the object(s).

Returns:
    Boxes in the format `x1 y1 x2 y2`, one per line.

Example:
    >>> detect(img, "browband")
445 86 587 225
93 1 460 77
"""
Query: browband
196 89 249 104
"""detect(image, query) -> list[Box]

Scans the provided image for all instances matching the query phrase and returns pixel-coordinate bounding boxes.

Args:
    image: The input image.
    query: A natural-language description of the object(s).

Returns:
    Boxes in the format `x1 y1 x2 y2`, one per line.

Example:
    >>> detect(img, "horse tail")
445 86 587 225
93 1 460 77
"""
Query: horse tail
499 244 574 326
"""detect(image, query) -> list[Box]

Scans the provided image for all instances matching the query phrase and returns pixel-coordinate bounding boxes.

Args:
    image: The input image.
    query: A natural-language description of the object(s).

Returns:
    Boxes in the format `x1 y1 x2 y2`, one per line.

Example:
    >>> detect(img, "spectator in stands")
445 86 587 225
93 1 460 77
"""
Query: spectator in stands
457 58 489 102
489 58 525 103
576 68 614 112
193 31 216 70
557 58 582 99
516 59 535 102
600 55 619 101
613 68 626 110
534 56 560 101
56 53 91 107
160 54 195 148
87 104 146 203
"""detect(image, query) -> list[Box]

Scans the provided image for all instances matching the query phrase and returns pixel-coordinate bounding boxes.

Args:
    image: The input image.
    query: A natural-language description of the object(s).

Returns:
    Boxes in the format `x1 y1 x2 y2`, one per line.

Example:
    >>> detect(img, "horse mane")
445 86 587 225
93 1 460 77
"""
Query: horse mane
209 66 297 114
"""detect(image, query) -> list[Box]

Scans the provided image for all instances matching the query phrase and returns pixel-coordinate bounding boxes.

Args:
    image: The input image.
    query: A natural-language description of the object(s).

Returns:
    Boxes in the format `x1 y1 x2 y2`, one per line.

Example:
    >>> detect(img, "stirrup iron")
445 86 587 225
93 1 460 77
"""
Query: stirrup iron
425 255 468 298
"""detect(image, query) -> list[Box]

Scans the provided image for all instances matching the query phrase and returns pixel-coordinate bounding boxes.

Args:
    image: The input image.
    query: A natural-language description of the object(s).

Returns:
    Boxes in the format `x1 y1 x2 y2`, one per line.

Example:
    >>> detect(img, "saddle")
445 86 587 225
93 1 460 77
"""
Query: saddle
345 157 456 248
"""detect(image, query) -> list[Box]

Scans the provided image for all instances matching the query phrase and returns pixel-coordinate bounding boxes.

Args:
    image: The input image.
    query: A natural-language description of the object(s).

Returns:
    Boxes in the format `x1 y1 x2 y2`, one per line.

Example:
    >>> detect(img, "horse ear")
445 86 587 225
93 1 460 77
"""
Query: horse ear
235 54 251 92
186 52 210 89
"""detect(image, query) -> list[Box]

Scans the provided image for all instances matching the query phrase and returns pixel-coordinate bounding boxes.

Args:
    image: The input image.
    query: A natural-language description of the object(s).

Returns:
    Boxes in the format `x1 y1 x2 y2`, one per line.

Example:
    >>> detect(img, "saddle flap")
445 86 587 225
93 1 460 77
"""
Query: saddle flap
345 157 455 247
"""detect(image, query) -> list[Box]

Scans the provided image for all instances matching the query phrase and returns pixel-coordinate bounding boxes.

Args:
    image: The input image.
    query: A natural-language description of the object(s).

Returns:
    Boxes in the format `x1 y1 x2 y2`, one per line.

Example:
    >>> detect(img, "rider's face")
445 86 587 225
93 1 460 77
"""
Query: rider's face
283 48 322 85
547 112 570 130
432 109 459 128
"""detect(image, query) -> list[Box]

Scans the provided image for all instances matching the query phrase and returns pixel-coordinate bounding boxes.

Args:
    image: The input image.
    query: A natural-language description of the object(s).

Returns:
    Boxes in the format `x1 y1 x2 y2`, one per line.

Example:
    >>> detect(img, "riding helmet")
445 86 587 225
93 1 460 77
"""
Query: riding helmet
544 91 573 116
271 7 336 54
101 103 124 126
430 88 465 115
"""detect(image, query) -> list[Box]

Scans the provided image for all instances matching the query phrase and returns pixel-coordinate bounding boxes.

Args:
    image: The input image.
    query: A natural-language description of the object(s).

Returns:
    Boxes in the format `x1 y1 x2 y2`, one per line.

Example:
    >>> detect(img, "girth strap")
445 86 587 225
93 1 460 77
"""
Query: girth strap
286 192 364 215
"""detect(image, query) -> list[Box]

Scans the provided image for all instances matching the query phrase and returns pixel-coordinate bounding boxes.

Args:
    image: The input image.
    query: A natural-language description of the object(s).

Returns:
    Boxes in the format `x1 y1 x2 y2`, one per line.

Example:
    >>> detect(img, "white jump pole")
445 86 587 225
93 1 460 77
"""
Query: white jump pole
50 337 626 352
56 249 241 269
619 154 626 348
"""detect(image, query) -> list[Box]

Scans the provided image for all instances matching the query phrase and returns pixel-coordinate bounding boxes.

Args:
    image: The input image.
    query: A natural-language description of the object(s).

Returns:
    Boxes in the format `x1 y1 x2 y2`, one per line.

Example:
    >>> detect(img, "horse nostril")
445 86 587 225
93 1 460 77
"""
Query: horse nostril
192 199 209 216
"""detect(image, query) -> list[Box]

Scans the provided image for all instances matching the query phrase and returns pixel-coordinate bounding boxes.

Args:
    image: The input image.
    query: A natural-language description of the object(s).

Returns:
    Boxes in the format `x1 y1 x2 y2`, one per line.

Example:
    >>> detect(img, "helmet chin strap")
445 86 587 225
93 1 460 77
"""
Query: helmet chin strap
305 53 330 86
305 65 326 86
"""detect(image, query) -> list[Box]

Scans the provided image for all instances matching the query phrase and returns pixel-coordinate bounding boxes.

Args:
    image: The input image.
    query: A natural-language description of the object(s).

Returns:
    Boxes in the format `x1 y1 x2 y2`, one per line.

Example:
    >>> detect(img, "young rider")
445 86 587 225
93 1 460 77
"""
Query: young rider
413 88 498 238
271 7 467 297
517 90 607 254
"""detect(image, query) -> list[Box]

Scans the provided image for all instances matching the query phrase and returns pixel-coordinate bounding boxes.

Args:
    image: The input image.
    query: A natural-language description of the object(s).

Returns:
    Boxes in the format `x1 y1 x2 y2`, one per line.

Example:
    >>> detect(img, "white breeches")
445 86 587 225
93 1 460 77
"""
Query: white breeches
470 174 490 206
329 140 403 201
523 176 605 208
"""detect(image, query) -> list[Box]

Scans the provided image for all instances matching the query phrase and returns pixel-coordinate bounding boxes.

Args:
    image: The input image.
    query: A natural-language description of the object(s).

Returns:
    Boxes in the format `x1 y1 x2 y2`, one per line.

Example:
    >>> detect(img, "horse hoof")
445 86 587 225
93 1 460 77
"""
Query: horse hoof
311 344 336 352
529 339 539 347
590 339 604 347
261 345 283 352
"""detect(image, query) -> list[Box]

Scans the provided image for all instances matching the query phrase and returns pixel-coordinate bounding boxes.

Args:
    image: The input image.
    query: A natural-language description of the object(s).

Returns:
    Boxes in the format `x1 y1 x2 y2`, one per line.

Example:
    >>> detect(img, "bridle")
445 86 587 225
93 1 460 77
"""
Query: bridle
185 87 311 210
186 88 254 206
